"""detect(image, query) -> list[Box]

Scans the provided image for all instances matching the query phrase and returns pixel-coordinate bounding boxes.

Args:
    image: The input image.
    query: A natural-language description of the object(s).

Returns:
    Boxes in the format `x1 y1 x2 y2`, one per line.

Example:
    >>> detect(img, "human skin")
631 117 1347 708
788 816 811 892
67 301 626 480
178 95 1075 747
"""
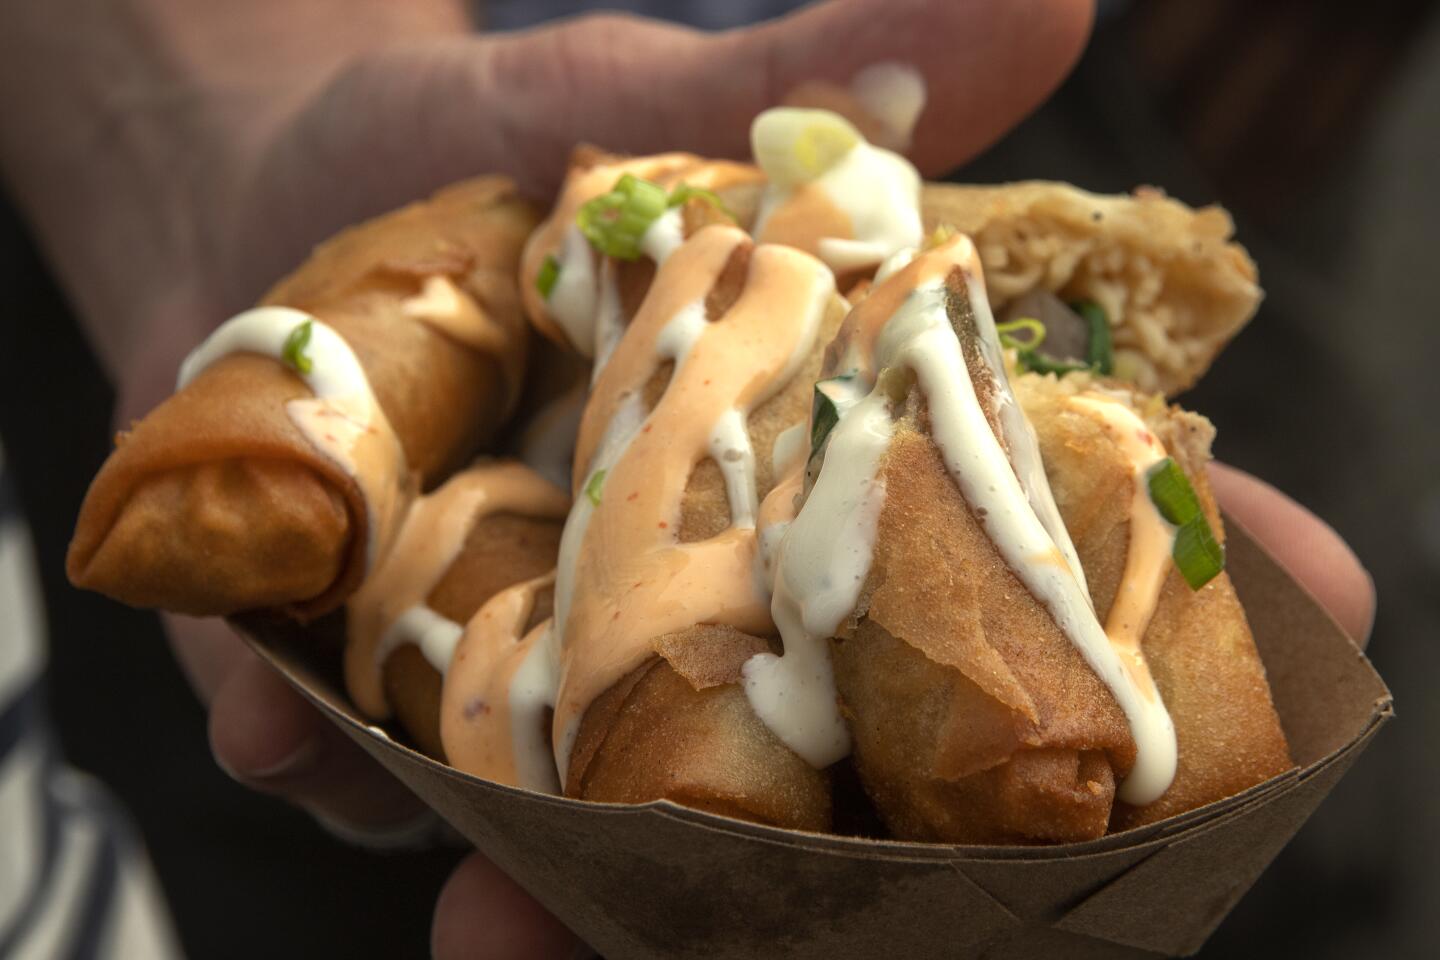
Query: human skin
0 1 1373 957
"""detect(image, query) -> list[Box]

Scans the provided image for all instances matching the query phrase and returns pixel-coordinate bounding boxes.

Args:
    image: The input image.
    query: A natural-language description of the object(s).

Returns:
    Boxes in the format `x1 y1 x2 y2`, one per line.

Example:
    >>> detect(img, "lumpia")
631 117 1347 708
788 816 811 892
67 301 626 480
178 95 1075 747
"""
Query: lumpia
68 177 537 618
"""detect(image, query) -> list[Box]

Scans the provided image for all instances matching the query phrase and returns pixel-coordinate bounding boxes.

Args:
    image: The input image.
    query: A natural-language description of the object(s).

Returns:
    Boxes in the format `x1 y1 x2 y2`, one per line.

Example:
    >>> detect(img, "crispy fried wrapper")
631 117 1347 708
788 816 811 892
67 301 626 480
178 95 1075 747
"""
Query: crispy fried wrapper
922 182 1261 396
1012 371 1294 829
67 177 538 618
379 509 566 759
833 416 1136 844
561 234 846 833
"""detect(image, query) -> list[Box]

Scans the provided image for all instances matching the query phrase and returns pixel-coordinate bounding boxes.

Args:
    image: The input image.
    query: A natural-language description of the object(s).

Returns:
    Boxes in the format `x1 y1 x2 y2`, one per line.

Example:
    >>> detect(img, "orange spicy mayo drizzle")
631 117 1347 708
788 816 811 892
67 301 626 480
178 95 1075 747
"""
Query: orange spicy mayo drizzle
441 572 559 791
400 274 511 356
548 225 836 778
1066 393 1174 701
344 462 569 719
520 154 763 353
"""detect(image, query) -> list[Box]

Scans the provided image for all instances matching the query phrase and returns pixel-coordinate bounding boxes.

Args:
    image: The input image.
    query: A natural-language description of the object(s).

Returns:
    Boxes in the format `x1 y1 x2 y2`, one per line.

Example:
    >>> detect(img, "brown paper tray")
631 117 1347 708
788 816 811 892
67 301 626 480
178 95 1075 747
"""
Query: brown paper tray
236 514 1391 959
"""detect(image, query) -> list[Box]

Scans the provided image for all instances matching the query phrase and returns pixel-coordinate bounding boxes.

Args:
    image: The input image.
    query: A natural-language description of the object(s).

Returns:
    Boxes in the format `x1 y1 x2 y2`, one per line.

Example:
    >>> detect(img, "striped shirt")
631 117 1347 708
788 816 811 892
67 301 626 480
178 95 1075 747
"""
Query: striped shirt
0 447 183 959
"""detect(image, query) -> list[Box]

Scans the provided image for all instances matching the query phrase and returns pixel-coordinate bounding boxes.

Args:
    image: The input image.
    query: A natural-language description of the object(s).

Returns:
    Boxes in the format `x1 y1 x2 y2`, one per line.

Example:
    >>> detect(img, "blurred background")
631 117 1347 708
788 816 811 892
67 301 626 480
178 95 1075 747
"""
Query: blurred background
1 0 1436 956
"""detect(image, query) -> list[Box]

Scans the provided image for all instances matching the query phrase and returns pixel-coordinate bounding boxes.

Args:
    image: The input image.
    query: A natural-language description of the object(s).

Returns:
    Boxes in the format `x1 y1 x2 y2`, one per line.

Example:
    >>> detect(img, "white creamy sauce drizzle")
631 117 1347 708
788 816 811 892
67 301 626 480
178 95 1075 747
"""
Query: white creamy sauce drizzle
754 236 1178 803
752 110 923 273
913 275 1174 803
849 61 927 150
544 298 713 786
964 277 1090 596
177 305 405 569
589 260 627 383
745 387 894 767
1067 392 1177 713
872 246 917 285
771 422 807 478
640 206 686 263
507 627 564 792
709 408 759 529
519 381 587 491
378 605 465 674
544 394 650 788
548 225 601 356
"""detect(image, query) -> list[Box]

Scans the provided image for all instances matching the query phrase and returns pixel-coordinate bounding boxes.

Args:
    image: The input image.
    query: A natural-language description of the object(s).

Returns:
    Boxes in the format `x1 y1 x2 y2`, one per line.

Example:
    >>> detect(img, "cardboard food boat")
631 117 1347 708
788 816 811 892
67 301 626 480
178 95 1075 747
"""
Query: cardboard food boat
238 515 1390 959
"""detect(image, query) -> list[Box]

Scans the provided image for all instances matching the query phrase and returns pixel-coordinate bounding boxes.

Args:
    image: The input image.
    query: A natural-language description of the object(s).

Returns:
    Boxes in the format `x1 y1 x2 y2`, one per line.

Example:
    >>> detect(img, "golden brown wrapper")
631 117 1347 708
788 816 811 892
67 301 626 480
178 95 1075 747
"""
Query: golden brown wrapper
833 413 1136 845
67 177 538 619
568 626 831 833
519 147 765 350
561 243 846 833
922 181 1261 396
380 511 565 759
1012 371 1294 830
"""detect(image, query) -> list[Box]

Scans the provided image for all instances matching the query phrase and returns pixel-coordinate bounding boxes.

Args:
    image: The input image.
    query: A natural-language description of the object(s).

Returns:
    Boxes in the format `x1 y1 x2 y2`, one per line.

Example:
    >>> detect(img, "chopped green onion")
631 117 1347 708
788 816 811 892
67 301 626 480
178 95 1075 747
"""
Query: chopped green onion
1073 300 1114 375
576 173 668 260
1146 458 1202 526
751 108 861 188
1146 457 1224 589
667 183 732 220
1173 515 1225 589
1015 351 1092 376
536 254 561 299
282 319 314 375
810 372 857 458
584 469 607 506
996 317 1048 352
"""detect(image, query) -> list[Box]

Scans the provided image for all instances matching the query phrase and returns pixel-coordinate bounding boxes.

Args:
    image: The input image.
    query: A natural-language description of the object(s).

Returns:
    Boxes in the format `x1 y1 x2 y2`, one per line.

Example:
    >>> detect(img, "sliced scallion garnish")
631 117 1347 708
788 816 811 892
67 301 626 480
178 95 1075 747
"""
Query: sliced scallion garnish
584 469 607 506
576 174 668 260
1016 351 1092 376
667 182 732 220
996 317 1047 352
1146 458 1201 526
282 319 314 375
536 254 561 299
1173 514 1226 590
1074 300 1114 375
1146 457 1224 589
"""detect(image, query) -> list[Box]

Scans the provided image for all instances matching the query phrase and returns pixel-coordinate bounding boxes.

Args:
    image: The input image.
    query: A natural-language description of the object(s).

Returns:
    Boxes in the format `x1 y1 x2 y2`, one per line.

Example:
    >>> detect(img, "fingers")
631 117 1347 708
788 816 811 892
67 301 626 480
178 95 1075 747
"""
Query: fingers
432 852 582 960
206 644 426 829
164 612 253 704
1209 463 1376 646
233 0 1092 297
477 0 1093 188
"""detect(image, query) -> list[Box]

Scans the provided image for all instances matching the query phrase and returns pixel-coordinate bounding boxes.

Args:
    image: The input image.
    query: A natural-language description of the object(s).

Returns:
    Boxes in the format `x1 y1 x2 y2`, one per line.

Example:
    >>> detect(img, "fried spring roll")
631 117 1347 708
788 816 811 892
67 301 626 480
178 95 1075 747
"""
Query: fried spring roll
520 148 765 354
68 178 537 618
759 234 1187 844
1012 373 1293 829
922 182 1261 396
345 461 568 757
528 225 844 831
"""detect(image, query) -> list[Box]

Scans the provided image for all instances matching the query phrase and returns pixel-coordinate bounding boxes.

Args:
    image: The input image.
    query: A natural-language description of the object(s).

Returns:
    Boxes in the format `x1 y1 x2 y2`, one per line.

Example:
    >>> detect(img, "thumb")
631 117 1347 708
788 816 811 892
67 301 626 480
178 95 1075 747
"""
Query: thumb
235 0 1090 299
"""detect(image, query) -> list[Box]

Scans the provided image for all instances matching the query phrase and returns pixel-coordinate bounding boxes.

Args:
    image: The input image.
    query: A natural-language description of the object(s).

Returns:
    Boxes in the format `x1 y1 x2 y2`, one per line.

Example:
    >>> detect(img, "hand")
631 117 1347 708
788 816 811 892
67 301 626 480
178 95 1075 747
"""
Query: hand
7 1 1375 958
176 2 1096 956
